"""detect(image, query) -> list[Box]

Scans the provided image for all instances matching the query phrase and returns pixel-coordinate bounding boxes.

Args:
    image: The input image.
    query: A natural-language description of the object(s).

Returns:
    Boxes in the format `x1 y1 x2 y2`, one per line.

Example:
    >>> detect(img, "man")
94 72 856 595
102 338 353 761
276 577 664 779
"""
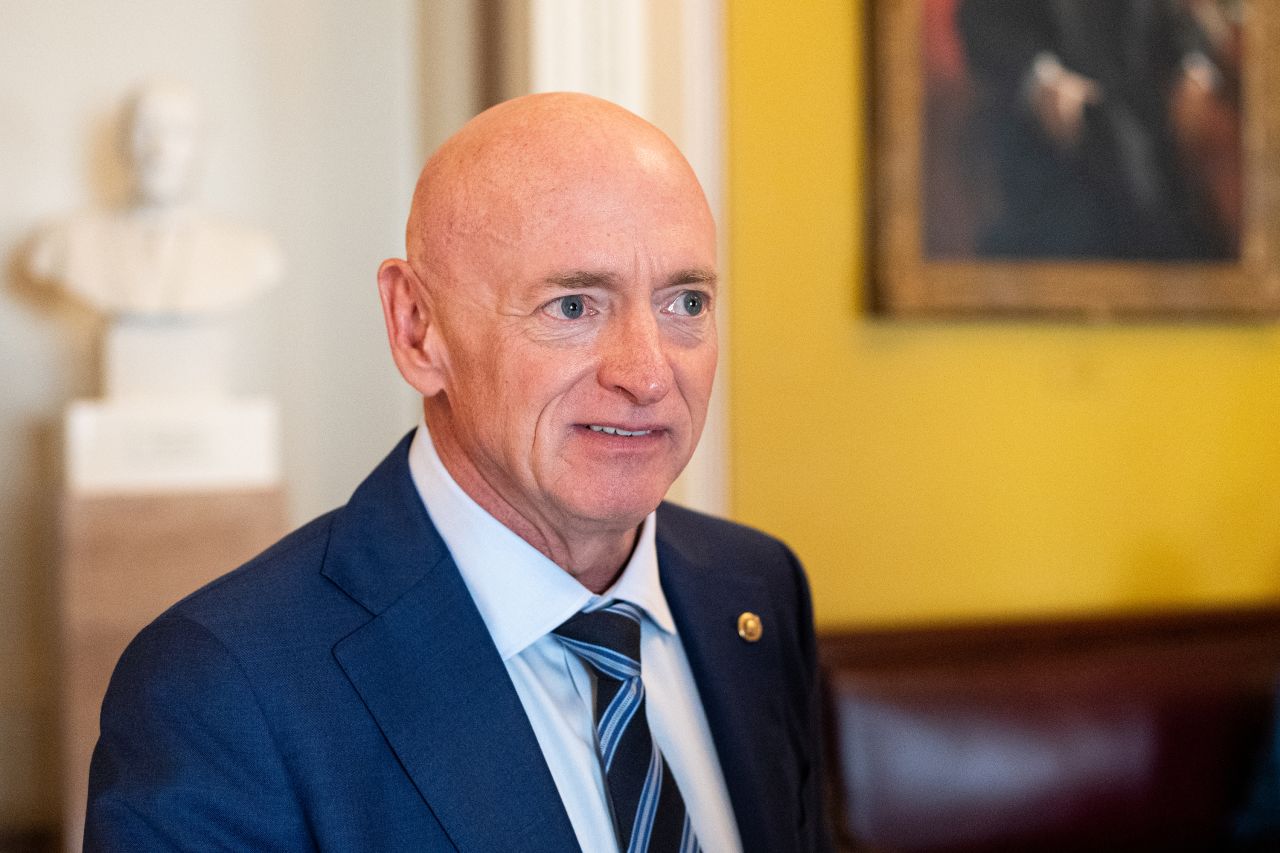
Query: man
84 93 830 852
955 0 1229 260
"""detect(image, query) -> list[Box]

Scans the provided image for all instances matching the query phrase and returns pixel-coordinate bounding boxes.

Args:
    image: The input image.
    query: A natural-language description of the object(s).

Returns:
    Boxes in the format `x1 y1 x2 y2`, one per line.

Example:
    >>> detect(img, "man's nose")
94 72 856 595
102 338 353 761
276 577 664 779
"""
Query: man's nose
597 307 673 406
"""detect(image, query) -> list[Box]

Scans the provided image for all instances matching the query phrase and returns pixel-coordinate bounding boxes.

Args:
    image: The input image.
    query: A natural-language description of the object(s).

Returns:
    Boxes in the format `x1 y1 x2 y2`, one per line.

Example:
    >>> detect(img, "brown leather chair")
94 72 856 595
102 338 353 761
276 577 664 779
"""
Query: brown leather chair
819 607 1280 851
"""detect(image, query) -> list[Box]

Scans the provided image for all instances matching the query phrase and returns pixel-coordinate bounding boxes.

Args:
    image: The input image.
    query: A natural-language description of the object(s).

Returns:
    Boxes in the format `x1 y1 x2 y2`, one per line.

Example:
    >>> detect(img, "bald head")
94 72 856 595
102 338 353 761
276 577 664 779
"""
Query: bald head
405 93 712 285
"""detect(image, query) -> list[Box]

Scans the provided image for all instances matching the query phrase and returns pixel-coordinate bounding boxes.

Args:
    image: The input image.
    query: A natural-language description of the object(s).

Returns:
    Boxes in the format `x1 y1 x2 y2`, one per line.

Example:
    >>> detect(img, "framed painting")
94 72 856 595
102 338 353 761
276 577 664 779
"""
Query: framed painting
871 0 1280 317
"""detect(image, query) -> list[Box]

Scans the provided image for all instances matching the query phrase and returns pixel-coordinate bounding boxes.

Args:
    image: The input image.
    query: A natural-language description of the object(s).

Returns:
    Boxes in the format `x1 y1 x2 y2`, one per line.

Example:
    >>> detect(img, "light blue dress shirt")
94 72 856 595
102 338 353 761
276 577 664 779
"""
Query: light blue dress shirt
407 423 743 853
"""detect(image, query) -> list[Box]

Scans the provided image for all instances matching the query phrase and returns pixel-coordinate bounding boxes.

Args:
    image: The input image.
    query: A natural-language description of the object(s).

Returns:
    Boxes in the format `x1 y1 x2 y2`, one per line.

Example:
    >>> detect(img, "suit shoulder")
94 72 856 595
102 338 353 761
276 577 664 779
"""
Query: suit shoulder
106 506 368 721
160 508 342 632
656 501 797 568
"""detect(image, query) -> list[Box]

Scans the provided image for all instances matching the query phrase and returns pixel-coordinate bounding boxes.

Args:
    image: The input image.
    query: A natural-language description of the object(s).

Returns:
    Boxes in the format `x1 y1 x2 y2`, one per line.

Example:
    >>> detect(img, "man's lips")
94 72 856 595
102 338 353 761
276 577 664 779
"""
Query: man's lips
578 423 668 438
587 424 652 437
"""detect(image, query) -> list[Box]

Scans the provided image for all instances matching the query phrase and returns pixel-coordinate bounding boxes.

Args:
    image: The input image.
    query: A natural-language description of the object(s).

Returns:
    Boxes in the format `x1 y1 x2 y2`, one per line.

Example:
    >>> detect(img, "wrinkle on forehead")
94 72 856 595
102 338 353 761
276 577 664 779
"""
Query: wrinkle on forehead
404 93 712 288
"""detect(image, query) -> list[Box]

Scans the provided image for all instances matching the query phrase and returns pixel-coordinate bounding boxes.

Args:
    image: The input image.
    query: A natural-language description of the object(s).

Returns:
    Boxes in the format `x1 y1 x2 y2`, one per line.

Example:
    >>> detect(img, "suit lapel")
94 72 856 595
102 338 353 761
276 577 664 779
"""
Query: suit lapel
656 516 792 853
322 435 578 853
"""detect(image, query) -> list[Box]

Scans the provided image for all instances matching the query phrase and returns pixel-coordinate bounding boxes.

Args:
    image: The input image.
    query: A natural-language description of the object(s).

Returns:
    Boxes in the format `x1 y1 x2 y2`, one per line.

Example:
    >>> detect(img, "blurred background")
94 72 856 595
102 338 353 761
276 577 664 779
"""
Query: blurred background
3 0 1280 847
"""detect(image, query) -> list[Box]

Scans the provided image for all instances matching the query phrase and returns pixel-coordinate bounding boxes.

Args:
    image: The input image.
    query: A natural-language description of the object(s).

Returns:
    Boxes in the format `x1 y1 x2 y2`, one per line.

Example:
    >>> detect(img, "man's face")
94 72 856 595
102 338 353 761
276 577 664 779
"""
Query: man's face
426 144 718 539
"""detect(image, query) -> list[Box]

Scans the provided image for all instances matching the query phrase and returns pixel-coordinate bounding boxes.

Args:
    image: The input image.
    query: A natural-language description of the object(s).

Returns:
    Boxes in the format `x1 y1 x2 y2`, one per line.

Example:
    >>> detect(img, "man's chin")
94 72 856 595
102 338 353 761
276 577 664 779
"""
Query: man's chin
562 489 667 533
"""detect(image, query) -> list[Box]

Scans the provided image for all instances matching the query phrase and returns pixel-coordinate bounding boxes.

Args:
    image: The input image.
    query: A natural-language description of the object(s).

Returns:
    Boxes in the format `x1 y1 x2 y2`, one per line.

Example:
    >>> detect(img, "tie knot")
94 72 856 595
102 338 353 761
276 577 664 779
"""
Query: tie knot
553 600 643 681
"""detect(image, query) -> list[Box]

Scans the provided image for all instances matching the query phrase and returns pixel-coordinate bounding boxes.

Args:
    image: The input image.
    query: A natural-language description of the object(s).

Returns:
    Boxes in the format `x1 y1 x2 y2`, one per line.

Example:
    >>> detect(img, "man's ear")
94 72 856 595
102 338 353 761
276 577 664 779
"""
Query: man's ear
377 258 447 397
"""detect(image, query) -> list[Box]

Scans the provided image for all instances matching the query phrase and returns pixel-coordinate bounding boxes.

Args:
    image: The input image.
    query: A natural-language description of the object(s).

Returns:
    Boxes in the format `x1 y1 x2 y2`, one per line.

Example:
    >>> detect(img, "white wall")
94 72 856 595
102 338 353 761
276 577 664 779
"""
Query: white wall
0 0 429 827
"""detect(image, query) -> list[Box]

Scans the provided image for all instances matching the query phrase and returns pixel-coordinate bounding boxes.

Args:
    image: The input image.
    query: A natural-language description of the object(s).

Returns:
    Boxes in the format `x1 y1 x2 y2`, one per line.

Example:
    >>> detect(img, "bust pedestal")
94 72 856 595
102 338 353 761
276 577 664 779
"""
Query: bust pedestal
103 318 234 398
58 398 287 850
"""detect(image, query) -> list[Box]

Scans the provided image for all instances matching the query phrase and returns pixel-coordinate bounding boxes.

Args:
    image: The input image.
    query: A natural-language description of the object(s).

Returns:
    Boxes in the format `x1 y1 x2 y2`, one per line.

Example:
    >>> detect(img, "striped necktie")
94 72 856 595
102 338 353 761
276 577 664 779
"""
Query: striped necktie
554 601 700 853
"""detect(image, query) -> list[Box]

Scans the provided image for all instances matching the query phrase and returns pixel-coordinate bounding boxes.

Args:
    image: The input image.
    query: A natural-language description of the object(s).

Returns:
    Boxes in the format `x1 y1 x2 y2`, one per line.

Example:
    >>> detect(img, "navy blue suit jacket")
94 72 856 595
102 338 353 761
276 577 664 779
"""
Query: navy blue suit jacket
85 434 830 852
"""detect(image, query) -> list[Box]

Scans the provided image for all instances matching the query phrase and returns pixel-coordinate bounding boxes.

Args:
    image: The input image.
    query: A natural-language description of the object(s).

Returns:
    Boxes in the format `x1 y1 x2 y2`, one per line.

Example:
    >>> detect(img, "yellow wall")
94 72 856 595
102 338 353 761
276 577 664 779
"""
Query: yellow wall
726 0 1280 629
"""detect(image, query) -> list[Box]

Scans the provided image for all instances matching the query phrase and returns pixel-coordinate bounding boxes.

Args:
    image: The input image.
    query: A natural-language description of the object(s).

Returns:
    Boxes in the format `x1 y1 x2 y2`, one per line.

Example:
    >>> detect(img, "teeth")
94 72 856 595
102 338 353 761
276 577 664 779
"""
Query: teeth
589 425 651 437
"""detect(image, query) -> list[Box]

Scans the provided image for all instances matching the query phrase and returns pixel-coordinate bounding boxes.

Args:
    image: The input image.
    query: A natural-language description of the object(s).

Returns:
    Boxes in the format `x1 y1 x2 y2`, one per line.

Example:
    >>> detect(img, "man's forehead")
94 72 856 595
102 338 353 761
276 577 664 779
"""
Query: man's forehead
456 140 692 230
447 218 717 297
406 94 712 269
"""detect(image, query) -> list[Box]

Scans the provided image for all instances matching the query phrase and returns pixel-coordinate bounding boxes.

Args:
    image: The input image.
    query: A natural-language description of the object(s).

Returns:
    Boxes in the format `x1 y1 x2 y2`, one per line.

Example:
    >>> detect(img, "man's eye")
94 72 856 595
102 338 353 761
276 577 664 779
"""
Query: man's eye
546 294 587 320
667 290 706 317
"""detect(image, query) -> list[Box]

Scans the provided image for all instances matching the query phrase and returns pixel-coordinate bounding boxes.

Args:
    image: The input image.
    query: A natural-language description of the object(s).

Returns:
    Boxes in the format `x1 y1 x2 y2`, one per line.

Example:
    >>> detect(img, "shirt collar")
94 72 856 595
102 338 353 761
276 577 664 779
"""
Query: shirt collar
406 420 674 661
598 514 675 635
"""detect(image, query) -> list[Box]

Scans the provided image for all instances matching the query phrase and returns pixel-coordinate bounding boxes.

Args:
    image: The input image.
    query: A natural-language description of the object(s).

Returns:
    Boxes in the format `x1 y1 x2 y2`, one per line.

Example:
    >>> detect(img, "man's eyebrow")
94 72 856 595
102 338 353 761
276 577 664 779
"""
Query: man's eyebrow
669 268 718 288
545 271 619 289
542 268 718 290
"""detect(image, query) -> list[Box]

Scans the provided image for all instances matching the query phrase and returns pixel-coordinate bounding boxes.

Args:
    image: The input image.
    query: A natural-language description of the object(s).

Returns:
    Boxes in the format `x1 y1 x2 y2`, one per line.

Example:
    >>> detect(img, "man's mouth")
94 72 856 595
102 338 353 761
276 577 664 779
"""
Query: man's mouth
587 425 653 437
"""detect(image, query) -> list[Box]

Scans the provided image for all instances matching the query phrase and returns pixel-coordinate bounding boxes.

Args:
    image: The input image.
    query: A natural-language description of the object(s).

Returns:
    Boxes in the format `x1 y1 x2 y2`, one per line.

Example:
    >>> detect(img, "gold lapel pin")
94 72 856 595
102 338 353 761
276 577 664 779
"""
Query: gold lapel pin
737 611 763 642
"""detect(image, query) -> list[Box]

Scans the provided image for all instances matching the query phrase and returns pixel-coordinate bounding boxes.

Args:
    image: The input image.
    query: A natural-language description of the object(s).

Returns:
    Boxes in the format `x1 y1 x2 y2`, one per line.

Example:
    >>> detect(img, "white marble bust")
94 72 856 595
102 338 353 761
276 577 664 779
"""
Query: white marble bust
33 81 284 491
27 79 283 318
